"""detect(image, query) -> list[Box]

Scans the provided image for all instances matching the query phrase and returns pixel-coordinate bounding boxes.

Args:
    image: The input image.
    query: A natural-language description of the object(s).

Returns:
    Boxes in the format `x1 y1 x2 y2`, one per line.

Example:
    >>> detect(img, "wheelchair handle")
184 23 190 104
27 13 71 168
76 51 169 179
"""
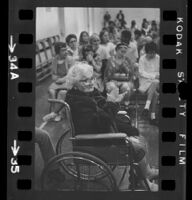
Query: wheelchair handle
38 99 70 130
48 98 76 137
39 121 47 130
48 98 71 114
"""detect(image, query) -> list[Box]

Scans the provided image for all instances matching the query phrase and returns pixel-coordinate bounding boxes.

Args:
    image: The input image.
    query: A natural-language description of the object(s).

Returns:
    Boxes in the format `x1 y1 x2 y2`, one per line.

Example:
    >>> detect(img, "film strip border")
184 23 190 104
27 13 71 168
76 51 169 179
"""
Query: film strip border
160 8 187 197
7 1 187 199
8 0 35 193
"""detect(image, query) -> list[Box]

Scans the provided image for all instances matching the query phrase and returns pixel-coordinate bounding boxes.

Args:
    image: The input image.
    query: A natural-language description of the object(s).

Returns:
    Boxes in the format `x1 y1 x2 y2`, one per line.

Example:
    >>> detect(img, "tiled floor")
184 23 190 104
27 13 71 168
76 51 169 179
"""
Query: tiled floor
35 77 159 191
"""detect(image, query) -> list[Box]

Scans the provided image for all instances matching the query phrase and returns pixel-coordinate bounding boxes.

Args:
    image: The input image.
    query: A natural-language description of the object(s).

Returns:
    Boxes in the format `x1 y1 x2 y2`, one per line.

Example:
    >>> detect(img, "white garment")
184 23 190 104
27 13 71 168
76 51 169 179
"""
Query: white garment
100 42 115 58
96 45 110 60
139 54 159 79
68 47 79 61
138 54 160 92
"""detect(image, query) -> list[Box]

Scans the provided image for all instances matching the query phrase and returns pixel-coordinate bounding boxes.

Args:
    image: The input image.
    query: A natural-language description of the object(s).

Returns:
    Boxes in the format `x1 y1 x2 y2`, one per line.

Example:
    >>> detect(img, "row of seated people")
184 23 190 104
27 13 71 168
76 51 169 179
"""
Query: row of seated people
47 28 159 125
103 10 159 34
40 61 159 191
101 17 159 52
131 18 159 44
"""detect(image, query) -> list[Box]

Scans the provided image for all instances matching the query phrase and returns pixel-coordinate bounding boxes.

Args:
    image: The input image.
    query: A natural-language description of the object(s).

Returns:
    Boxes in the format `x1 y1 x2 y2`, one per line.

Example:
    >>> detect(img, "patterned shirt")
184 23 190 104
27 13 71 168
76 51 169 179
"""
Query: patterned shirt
104 55 135 82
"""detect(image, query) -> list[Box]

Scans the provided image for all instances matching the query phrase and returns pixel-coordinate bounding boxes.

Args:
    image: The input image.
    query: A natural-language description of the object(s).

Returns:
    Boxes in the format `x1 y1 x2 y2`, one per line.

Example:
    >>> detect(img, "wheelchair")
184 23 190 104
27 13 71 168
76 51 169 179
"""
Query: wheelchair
40 99 152 191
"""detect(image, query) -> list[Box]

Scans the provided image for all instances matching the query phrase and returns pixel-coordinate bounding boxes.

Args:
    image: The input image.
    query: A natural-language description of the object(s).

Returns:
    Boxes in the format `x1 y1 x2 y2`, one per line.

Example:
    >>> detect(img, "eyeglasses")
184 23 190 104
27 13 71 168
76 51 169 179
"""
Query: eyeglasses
69 39 77 43
92 39 100 42
147 51 156 55
60 48 68 52
79 77 95 84
119 46 128 50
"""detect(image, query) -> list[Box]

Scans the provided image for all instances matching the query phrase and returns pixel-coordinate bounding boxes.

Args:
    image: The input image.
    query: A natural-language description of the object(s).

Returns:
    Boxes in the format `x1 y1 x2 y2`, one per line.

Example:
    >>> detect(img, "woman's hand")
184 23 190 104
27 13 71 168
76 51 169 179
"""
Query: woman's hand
107 89 127 103
114 73 126 77
87 54 94 63
112 73 129 81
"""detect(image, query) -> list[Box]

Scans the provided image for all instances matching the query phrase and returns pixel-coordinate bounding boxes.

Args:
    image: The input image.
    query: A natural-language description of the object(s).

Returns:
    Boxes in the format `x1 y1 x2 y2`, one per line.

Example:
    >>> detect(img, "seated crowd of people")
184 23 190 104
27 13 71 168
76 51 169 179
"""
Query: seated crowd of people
47 17 160 124
36 17 160 191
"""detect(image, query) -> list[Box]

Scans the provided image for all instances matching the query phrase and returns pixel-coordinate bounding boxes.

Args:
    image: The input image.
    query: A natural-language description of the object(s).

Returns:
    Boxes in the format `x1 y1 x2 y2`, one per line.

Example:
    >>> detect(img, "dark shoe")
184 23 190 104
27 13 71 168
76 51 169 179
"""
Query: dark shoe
150 118 159 126
141 109 149 118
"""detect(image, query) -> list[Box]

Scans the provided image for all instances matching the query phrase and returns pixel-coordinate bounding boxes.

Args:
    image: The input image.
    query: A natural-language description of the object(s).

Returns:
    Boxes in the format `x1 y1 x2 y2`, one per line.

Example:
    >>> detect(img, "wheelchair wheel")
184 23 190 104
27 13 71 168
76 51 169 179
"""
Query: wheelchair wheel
56 129 72 154
41 152 118 191
56 133 117 180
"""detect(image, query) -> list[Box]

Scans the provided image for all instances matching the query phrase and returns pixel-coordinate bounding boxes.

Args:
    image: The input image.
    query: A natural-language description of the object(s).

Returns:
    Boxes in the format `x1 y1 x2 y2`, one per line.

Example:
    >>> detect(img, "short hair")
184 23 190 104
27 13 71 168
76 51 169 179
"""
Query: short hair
82 45 94 60
65 62 94 89
145 41 157 54
65 34 77 45
151 20 158 32
79 31 89 45
121 30 132 44
142 19 148 28
131 20 136 27
109 20 115 26
99 29 109 44
54 42 67 55
143 18 147 23
102 27 108 32
115 42 128 51
134 29 142 37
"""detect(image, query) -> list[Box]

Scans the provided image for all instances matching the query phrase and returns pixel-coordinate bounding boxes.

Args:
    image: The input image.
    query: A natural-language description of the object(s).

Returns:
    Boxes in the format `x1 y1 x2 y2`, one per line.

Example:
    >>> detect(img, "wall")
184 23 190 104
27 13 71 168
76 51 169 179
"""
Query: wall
56 8 105 40
36 7 60 41
63 8 89 39
89 8 105 34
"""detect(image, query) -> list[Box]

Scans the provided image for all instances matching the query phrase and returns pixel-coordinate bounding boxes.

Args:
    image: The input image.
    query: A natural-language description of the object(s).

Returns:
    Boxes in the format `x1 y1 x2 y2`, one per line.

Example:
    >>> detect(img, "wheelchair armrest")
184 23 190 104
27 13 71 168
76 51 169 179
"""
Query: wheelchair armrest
47 99 71 117
70 133 128 147
48 99 70 110
48 99 66 105
71 133 127 140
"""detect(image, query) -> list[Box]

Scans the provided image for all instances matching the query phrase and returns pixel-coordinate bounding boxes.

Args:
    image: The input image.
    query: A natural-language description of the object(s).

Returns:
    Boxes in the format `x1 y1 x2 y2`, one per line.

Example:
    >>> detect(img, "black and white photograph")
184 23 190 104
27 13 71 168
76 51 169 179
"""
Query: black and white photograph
35 7 160 191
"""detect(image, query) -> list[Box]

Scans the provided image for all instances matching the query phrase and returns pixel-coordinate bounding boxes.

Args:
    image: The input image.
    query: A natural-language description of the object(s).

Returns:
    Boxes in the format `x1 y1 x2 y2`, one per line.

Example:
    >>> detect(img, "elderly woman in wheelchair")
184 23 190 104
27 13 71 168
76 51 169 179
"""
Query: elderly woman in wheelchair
43 62 158 191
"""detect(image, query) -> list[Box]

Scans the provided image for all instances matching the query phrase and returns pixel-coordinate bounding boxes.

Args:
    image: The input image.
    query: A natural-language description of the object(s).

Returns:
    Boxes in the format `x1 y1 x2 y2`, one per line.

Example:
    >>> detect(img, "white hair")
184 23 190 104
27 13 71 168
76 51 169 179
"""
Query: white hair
65 62 94 89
